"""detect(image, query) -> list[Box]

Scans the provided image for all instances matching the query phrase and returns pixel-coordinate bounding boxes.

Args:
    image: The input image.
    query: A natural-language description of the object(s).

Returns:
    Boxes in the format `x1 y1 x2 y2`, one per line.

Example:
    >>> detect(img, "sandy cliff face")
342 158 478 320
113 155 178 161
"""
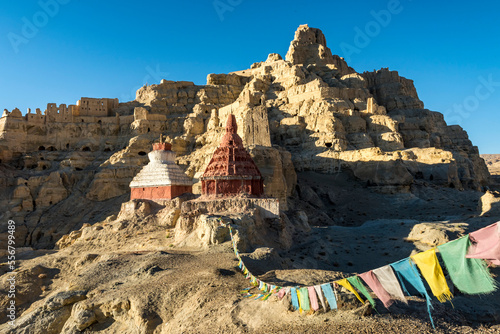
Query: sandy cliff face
0 24 492 249
482 154 500 175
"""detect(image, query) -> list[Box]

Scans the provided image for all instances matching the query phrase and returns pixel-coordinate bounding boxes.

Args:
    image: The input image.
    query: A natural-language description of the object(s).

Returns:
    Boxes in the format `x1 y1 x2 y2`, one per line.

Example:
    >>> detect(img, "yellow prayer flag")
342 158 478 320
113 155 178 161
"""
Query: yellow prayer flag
411 249 453 303
335 278 365 304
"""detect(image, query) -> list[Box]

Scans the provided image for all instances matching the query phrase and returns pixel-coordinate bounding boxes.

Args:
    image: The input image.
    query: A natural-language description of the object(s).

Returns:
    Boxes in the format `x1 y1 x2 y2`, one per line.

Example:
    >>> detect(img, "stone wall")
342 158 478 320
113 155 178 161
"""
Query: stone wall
75 97 119 117
181 198 280 219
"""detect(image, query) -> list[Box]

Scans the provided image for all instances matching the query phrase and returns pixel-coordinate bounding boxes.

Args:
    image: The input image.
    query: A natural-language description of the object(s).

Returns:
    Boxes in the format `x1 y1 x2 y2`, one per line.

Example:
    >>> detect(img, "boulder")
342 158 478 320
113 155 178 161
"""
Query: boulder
479 191 500 216
406 222 468 248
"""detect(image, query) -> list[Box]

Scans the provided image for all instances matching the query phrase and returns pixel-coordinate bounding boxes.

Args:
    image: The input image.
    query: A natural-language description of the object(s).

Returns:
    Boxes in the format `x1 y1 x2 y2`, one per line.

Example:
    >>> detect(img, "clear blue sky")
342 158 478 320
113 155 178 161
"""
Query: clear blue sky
1 0 499 153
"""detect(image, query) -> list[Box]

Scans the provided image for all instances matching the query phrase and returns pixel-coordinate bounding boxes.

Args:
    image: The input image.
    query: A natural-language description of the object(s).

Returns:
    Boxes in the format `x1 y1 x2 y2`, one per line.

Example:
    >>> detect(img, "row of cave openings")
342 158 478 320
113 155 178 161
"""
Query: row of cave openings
37 145 148 156
38 144 115 153
38 144 95 152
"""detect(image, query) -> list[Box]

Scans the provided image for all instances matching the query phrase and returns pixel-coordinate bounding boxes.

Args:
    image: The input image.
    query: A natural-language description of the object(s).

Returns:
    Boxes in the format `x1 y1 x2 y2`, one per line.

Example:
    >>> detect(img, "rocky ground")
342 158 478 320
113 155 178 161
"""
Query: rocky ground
1 170 500 333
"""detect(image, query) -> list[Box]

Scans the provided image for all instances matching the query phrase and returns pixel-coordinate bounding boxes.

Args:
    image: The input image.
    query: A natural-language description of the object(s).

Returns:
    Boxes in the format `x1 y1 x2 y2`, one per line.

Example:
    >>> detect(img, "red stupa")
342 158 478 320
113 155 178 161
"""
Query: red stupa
201 114 264 197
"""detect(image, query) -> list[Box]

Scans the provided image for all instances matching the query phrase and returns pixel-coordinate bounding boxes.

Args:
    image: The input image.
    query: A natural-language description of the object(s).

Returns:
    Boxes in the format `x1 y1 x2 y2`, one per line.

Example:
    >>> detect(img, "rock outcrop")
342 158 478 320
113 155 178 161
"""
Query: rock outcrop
285 24 354 76
482 154 500 175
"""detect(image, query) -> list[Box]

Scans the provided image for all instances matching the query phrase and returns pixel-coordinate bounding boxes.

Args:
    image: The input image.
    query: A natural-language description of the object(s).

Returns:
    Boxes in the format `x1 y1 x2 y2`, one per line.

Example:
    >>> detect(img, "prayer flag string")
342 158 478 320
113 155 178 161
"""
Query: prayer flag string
219 219 499 328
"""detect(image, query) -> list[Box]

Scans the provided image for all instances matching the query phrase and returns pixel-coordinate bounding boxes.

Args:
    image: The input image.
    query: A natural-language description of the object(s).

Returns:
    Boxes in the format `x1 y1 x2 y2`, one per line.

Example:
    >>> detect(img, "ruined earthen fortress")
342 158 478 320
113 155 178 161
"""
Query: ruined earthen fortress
0 25 490 248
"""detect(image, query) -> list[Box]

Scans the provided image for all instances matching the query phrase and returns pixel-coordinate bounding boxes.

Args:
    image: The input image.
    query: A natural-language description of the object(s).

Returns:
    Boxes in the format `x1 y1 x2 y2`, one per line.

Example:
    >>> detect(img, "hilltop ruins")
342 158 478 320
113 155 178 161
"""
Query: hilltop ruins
0 24 491 249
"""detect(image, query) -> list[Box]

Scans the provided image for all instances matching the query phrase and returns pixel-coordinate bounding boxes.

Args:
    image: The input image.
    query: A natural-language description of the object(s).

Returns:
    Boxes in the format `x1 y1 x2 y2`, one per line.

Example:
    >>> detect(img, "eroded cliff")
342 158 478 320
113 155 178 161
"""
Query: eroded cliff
0 24 491 250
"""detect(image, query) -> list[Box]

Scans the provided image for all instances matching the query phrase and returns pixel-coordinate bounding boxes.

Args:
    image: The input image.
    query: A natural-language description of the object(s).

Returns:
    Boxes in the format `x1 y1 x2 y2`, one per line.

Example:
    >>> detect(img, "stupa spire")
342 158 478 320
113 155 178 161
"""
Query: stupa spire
226 113 237 134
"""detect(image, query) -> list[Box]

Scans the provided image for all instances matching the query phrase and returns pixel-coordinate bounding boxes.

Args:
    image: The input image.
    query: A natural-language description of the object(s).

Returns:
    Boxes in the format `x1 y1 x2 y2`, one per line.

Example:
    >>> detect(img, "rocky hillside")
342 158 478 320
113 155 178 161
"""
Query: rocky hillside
0 24 492 250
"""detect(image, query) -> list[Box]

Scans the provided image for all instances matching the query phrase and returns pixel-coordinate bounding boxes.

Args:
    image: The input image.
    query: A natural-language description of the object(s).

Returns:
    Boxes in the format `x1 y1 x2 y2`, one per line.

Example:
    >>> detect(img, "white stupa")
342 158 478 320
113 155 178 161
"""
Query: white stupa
129 137 192 200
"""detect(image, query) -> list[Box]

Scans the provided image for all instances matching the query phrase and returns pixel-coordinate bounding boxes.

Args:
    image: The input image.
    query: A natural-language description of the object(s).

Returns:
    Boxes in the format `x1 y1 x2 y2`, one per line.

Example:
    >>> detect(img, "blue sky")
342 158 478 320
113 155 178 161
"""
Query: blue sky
0 0 499 153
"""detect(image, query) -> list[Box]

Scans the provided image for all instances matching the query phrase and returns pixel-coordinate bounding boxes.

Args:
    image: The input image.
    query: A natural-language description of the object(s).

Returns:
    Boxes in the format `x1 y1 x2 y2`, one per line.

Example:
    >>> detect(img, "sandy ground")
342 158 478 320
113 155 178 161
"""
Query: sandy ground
1 238 499 334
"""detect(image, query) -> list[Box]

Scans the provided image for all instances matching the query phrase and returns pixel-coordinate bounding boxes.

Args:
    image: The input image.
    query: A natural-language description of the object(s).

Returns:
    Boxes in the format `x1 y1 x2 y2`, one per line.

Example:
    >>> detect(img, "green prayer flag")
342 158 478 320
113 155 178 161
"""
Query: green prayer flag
438 235 497 295
347 276 376 308
298 287 311 311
